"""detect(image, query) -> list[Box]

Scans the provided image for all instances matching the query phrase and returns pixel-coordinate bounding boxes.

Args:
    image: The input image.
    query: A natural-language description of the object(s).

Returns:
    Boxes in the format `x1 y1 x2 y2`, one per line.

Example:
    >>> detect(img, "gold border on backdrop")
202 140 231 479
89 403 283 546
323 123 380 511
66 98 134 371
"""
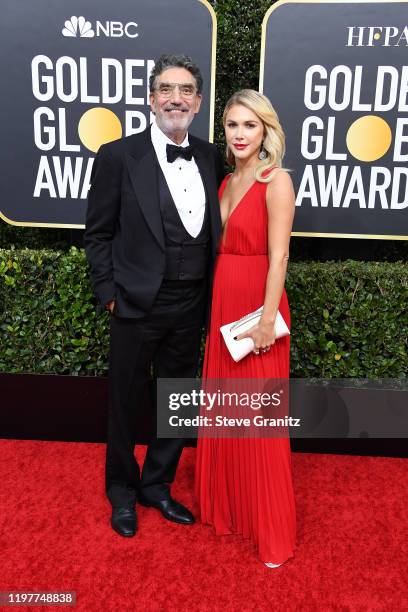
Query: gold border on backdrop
291 231 408 240
259 0 408 240
199 0 217 144
0 211 84 229
0 0 217 230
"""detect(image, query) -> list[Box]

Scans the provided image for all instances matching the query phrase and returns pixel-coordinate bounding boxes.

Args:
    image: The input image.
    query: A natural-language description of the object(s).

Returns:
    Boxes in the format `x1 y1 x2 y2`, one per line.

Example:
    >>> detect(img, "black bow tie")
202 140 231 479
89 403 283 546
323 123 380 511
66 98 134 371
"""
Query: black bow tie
166 143 194 163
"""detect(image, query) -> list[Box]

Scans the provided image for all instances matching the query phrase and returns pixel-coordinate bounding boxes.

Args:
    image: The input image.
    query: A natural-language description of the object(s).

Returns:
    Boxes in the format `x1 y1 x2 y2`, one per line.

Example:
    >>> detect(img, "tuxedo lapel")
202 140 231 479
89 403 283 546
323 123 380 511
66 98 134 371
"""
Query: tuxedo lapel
125 147 165 252
124 129 220 257
193 145 222 259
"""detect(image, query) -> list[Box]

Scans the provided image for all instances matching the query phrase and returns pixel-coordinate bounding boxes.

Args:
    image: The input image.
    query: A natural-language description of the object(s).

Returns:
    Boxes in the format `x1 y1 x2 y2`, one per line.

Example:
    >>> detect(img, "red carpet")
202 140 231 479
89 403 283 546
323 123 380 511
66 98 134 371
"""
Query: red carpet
0 440 406 611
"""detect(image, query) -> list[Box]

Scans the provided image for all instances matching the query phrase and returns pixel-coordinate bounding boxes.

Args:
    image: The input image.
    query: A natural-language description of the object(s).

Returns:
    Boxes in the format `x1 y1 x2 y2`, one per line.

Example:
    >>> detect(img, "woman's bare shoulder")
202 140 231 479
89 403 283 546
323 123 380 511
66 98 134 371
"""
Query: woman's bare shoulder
266 169 295 202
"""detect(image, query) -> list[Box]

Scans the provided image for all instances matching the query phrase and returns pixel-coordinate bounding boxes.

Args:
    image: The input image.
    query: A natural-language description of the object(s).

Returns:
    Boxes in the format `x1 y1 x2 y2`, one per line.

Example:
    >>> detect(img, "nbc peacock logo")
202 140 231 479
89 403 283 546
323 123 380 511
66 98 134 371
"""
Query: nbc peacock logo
61 16 139 38
62 16 95 38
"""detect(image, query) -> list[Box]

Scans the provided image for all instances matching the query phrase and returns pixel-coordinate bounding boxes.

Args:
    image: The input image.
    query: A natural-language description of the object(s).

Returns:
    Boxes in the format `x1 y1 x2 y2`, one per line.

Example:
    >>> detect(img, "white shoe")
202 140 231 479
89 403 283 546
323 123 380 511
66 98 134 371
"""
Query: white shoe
264 562 282 568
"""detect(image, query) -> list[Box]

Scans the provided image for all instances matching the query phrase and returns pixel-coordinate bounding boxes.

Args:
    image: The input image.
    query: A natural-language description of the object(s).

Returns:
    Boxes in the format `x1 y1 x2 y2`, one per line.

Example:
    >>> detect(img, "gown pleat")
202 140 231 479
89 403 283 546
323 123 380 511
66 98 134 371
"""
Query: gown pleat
195 174 296 564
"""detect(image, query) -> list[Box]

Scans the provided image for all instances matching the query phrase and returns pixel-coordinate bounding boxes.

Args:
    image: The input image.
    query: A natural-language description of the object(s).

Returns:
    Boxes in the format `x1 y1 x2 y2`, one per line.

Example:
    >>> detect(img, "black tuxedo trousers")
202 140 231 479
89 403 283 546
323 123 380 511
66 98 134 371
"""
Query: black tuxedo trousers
106 278 207 508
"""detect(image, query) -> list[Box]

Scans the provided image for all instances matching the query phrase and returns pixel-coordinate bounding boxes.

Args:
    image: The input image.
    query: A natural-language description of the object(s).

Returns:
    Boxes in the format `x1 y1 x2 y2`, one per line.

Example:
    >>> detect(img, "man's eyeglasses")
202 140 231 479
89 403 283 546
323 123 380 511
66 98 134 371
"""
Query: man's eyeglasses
155 82 197 99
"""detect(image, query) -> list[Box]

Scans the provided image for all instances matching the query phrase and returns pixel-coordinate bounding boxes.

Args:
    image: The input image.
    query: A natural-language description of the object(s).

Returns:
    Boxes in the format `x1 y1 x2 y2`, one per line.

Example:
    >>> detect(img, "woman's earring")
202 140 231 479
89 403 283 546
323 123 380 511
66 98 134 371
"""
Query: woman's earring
258 144 267 160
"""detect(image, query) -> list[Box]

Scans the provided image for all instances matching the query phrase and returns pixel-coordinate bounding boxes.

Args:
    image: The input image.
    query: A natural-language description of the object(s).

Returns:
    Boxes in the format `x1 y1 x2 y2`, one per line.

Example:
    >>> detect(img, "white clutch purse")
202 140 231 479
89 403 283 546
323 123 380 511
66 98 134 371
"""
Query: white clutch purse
220 306 290 362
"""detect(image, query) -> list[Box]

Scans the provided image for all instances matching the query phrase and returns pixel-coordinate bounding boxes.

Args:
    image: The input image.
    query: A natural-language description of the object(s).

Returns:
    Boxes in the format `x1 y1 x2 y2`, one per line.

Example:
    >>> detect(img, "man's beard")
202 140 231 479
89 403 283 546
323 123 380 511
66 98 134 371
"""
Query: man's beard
157 108 193 136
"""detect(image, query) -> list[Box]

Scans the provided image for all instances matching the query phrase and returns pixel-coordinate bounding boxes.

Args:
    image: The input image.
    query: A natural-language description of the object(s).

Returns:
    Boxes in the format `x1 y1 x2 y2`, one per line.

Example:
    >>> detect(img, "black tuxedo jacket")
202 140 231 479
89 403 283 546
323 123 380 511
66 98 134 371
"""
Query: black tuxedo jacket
84 127 224 318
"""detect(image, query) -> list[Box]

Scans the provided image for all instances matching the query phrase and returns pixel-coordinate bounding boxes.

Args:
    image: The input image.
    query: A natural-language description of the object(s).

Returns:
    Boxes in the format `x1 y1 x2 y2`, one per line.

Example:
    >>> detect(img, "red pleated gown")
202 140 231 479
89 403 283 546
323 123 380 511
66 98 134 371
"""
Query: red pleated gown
195 174 296 564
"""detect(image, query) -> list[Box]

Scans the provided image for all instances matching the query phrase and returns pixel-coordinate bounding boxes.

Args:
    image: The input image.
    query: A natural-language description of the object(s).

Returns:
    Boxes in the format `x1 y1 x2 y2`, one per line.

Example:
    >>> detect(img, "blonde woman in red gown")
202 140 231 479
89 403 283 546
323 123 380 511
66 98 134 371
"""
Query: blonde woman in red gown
195 90 296 567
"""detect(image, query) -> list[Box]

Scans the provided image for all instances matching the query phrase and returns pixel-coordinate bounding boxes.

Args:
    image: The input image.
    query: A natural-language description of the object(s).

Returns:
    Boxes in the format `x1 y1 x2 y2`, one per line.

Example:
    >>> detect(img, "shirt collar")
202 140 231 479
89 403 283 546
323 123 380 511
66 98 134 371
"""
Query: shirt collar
150 120 190 162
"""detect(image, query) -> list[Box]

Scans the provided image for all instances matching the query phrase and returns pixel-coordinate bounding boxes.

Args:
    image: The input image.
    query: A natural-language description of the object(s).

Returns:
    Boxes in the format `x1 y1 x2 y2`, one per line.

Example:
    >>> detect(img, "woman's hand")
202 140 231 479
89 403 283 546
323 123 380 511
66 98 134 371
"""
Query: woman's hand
235 320 276 355
106 299 116 313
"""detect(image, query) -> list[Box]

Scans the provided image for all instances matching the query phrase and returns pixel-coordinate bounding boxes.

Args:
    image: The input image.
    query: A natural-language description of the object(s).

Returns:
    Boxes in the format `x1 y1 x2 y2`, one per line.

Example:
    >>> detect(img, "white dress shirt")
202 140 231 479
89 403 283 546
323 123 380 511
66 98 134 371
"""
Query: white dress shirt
150 120 206 238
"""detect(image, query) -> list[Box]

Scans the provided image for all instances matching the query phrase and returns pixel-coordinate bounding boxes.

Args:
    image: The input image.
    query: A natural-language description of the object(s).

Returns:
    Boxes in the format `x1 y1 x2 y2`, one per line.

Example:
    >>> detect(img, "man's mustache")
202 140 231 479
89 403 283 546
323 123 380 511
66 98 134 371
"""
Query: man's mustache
164 105 189 112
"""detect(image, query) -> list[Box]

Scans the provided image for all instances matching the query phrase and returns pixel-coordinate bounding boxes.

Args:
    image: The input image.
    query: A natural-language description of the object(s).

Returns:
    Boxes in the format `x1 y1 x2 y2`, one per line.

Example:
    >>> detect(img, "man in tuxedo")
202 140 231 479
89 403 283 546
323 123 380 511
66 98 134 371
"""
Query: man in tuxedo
84 54 224 537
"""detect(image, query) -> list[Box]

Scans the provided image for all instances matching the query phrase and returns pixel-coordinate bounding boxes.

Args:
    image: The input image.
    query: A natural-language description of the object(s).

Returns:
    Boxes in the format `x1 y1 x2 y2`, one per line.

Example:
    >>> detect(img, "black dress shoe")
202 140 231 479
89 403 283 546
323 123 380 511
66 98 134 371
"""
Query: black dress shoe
138 494 195 525
111 506 137 537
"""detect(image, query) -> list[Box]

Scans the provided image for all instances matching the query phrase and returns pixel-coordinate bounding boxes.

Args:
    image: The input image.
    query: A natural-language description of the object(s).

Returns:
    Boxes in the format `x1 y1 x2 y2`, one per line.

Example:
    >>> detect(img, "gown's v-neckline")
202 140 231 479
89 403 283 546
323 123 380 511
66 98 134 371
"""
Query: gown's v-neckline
220 175 257 245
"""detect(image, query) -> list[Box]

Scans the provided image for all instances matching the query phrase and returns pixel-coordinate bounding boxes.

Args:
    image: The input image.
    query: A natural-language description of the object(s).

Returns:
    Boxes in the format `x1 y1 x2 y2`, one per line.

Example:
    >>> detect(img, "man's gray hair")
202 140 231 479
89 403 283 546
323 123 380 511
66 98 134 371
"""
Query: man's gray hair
149 54 203 94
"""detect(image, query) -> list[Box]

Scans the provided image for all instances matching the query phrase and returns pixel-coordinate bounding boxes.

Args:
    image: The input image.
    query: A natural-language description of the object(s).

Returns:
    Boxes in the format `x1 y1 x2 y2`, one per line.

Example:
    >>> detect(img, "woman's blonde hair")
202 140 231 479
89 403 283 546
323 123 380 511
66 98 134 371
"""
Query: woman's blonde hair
223 89 286 183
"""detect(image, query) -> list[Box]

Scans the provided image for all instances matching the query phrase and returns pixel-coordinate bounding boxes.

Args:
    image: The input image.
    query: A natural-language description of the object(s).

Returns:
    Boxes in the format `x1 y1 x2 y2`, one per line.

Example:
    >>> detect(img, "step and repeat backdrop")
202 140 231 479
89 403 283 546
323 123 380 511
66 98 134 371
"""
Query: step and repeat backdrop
0 0 407 239
261 0 408 239
0 0 215 227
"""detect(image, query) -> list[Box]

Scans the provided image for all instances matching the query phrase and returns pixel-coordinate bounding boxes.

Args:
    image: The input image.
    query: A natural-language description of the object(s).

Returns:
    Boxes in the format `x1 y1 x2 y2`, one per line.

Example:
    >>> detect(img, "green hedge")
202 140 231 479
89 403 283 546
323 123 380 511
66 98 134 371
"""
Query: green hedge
1 248 406 378
0 248 108 376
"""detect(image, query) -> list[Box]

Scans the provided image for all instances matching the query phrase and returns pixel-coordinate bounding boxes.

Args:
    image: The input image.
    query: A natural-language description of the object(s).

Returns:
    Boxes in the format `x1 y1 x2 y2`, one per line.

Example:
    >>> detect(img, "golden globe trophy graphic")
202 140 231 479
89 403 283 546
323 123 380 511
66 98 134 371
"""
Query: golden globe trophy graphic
0 0 216 227
346 115 392 162
260 0 408 240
